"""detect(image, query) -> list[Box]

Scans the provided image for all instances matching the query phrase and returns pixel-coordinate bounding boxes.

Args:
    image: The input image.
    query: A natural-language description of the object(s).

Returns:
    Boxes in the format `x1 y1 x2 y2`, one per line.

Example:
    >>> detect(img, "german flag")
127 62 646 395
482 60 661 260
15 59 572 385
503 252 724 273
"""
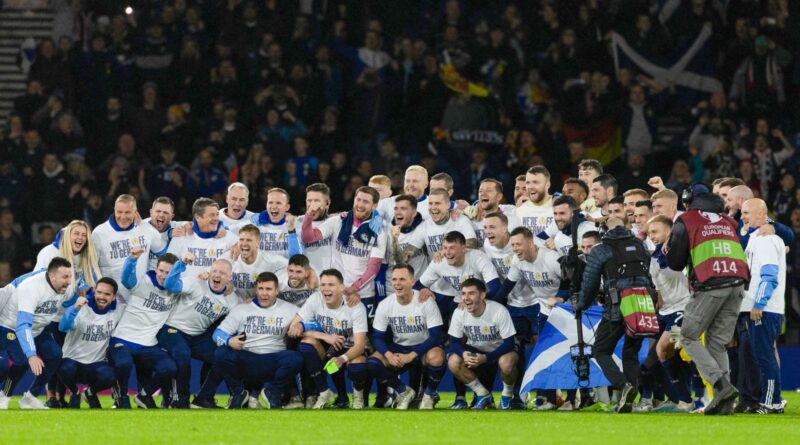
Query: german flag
563 117 622 167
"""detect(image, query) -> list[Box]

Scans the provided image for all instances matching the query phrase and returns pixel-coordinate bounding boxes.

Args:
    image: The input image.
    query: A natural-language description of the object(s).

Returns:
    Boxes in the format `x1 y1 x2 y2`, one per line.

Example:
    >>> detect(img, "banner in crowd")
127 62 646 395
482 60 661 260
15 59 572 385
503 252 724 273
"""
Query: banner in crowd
520 304 649 397
563 119 622 167
432 127 505 146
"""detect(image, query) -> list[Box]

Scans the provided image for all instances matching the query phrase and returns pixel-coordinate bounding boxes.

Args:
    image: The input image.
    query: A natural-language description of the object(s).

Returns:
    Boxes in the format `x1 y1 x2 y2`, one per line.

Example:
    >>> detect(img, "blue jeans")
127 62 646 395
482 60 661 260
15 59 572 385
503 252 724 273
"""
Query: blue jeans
57 358 115 393
215 347 303 406
157 326 217 402
0 326 62 396
748 312 783 406
109 338 177 397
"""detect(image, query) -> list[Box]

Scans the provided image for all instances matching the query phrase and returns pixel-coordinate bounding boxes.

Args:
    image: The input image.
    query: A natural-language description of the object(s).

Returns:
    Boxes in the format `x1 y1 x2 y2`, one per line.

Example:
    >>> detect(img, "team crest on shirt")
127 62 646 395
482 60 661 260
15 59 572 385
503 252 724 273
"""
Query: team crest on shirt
503 256 513 266
131 237 140 246
407 316 416 325
267 317 275 325
213 304 222 313
534 272 543 280
6 332 15 340
334 319 341 328
481 326 490 334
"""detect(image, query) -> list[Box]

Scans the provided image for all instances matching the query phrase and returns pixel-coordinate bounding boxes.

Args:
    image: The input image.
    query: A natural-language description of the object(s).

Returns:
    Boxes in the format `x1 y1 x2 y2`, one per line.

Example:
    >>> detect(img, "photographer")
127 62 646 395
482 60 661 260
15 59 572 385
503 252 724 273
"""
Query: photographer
575 217 654 413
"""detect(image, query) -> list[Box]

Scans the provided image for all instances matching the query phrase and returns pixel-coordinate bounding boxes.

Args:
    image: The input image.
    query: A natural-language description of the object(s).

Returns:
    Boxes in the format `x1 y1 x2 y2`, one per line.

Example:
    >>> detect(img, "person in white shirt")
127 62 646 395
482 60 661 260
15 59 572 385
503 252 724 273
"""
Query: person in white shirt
141 197 180 271
159 252 235 409
279 254 318 307
229 224 288 304
646 215 693 412
623 189 650 233
388 194 428 283
741 198 787 413
296 183 335 272
57 277 120 409
589 174 617 220
367 265 445 410
448 278 518 410
109 247 179 410
376 165 431 223
219 182 254 227
301 186 387 320
167 198 239 278
208 272 302 409
515 165 554 237
468 179 520 248
92 194 169 304
539 195 595 257
235 187 298 260
0 258 73 409
289 269 369 409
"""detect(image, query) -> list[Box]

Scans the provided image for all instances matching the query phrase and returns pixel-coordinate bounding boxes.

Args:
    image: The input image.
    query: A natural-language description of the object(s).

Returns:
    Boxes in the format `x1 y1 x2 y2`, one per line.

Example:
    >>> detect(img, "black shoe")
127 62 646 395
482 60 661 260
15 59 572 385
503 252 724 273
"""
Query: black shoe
114 396 132 409
617 383 637 413
227 390 250 410
190 396 221 409
331 396 350 409
510 397 527 410
754 403 785 414
734 402 750 413
67 394 81 409
46 397 65 409
718 398 735 415
82 388 102 409
134 394 158 409
705 378 738 415
171 399 190 409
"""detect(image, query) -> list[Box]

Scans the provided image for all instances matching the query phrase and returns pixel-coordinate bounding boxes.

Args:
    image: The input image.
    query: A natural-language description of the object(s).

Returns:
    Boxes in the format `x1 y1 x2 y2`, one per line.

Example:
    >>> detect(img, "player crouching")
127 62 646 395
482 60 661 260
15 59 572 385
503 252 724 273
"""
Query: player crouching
448 278 518 410
368 265 445 409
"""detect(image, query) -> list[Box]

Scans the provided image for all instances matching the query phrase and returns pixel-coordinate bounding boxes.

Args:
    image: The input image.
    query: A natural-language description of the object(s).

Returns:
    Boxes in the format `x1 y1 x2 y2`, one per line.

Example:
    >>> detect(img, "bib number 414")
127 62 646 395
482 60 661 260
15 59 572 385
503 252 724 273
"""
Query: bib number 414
712 259 738 274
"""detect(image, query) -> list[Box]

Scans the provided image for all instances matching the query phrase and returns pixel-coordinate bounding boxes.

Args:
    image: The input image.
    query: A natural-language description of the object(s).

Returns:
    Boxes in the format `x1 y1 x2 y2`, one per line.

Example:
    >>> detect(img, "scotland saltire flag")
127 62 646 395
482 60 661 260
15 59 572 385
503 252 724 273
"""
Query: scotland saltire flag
520 304 649 398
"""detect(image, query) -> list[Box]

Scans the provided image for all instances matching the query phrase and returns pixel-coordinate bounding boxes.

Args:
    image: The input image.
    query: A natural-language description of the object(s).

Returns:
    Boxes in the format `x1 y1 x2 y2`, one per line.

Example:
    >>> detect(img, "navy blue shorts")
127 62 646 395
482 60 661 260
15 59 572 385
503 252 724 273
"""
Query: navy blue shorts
658 311 684 333
508 304 541 343
463 345 502 367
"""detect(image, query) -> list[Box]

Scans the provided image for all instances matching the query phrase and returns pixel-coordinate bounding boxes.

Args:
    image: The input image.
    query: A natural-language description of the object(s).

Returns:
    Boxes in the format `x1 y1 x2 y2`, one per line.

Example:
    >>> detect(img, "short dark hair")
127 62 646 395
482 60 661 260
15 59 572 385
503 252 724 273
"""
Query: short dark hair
288 254 310 268
320 269 344 283
480 178 503 193
635 199 653 210
431 172 454 190
152 196 175 211
593 174 618 196
461 278 487 293
395 194 418 209
48 257 72 273
526 165 551 180
564 178 589 195
256 272 280 286
719 177 745 189
509 226 533 240
392 263 415 276
484 212 508 225
192 197 219 217
553 195 578 210
579 159 603 174
306 183 331 198
355 186 380 204
157 252 179 267
96 277 119 295
582 231 601 242
609 195 625 206
443 231 466 245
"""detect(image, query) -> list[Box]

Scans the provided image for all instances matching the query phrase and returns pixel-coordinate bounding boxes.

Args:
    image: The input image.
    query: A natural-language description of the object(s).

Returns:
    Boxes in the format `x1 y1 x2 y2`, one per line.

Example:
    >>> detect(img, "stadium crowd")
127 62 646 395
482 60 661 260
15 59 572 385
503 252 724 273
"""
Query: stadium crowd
0 0 797 413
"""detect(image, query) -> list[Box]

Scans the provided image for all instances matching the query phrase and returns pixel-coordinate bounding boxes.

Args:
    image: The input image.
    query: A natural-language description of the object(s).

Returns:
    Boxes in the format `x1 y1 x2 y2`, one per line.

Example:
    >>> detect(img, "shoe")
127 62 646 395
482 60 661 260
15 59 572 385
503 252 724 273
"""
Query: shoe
331 396 350 409
304 396 318 409
419 394 436 410
535 401 556 411
134 394 157 409
734 402 751 413
46 397 65 409
616 383 637 414
82 388 102 409
171 398 190 409
259 388 281 409
312 389 335 409
284 395 304 409
248 393 263 409
510 397 527 410
558 400 575 411
395 387 416 410
19 392 48 410
449 398 468 410
718 398 735 415
704 378 738 415
114 396 132 409
373 393 389 409
382 389 398 408
633 398 653 413
67 394 81 409
754 401 786 415
499 395 512 410
352 390 365 409
472 393 494 410
0 390 10 410
227 390 250 410
190 397 221 409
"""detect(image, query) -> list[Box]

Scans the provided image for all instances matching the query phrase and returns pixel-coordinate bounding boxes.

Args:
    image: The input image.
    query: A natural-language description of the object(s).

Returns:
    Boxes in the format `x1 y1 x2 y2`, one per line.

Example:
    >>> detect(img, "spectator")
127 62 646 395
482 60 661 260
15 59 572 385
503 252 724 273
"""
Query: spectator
730 35 787 120
621 84 658 158
188 148 228 200
149 146 191 204
13 81 48 128
30 152 72 224
286 136 318 188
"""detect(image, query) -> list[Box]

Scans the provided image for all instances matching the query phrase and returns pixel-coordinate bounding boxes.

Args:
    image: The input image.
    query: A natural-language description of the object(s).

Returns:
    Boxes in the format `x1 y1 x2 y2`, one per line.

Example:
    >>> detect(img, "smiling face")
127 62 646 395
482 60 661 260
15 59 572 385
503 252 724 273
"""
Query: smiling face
647 221 671 245
305 191 330 215
353 191 376 220
562 183 586 205
483 216 508 247
49 266 73 294
478 182 502 212
404 170 428 198
460 285 486 315
266 191 290 222
427 193 449 223
149 202 174 232
154 259 174 286
553 203 573 231
287 264 307 288
514 179 526 202
393 199 417 228
237 230 260 262
93 282 116 309
590 182 609 208
391 267 414 297
510 233 534 261
525 172 549 204
256 279 279 308
195 204 220 232
69 224 88 254
624 194 645 222
227 187 249 217
608 203 626 221
634 205 653 228
652 197 676 218
442 239 466 266
319 274 345 306
114 200 136 229
208 260 232 293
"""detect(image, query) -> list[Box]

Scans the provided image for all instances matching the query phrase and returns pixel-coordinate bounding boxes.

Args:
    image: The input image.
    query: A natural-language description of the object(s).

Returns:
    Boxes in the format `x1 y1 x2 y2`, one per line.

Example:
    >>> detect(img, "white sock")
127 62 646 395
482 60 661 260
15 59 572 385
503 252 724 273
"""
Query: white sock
502 383 514 397
466 379 489 397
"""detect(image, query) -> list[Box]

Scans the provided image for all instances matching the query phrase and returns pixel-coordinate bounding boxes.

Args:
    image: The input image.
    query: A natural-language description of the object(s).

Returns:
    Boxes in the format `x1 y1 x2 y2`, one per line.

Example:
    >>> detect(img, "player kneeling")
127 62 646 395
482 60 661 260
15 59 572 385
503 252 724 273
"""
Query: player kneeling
211 272 303 409
368 265 445 409
448 278 518 410
57 278 120 409
288 269 368 409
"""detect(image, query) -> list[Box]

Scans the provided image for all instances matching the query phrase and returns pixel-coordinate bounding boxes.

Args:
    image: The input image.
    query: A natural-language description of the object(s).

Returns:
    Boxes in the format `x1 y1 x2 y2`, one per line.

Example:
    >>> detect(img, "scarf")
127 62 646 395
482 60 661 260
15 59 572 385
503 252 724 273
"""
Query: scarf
392 213 424 234
652 244 668 269
52 230 63 248
338 210 382 247
251 211 286 226
147 271 166 290
192 220 221 239
88 289 117 314
108 215 135 232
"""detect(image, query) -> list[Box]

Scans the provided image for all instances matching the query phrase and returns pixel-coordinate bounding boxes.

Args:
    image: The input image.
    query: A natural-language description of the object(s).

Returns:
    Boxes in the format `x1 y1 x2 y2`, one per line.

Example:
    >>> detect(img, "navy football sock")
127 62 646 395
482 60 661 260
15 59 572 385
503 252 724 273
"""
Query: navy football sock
367 357 403 392
348 363 368 391
662 359 692 403
425 365 445 396
332 368 348 397
299 343 327 394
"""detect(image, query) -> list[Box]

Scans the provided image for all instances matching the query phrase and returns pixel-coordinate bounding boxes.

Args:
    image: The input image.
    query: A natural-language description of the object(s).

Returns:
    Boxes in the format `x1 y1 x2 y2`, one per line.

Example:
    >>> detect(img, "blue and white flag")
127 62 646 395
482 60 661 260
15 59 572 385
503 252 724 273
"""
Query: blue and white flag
519 304 649 398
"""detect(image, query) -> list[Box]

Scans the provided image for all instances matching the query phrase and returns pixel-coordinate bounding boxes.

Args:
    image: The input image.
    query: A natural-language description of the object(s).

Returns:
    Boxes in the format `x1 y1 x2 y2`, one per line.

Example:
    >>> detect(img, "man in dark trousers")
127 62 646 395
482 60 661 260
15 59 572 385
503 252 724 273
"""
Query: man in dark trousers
667 189 750 415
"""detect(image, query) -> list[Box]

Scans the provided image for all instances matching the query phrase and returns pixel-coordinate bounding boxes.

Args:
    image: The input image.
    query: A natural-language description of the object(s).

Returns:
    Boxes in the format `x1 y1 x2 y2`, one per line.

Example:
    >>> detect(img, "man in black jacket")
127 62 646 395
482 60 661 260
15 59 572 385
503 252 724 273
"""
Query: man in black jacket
667 191 750 415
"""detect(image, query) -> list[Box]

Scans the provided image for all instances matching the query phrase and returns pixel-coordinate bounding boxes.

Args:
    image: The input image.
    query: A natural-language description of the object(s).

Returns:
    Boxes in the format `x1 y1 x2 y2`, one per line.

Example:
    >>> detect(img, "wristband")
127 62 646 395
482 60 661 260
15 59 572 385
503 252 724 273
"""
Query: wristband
341 354 349 363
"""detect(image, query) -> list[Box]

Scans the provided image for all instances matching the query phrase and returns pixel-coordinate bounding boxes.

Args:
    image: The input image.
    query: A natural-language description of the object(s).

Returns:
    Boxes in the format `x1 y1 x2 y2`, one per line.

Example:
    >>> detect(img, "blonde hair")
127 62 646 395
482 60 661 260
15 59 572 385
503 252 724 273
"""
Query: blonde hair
405 165 428 177
368 175 391 188
58 220 101 287
651 189 678 202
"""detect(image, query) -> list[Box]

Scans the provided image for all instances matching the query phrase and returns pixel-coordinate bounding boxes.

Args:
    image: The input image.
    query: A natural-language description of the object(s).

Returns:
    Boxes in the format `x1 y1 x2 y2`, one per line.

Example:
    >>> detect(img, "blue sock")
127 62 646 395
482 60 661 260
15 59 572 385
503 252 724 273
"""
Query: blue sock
367 357 404 392
299 343 327 394
662 359 692 403
425 365 445 396
348 363 368 391
331 367 348 397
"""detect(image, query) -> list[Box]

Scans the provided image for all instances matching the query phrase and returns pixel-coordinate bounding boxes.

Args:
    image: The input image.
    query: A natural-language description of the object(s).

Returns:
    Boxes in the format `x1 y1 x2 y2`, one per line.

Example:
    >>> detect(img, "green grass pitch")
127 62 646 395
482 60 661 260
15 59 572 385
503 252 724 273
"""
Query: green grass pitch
3 392 800 445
